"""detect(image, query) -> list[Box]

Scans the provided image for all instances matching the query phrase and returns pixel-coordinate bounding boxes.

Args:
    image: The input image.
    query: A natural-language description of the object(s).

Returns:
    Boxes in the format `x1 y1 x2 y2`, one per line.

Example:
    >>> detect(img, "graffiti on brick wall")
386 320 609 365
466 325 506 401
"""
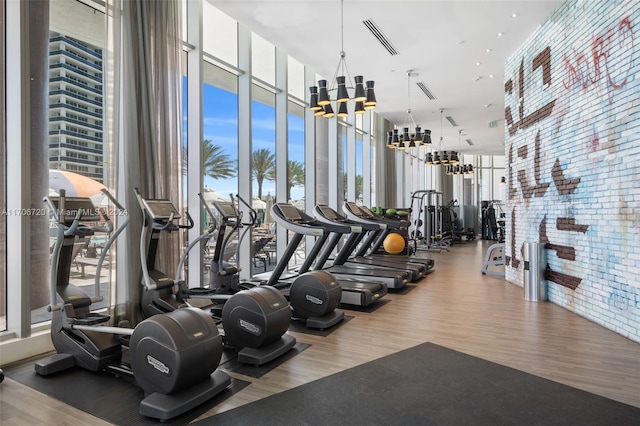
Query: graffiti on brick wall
506 16 636 292
562 17 635 103
505 47 556 136
608 284 640 312
504 45 586 290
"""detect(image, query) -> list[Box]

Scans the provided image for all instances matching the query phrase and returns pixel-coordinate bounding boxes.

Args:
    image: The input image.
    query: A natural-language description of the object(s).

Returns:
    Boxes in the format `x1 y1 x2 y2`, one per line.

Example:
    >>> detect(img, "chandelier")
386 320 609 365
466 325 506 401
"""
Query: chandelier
386 70 431 149
308 0 376 118
425 110 473 174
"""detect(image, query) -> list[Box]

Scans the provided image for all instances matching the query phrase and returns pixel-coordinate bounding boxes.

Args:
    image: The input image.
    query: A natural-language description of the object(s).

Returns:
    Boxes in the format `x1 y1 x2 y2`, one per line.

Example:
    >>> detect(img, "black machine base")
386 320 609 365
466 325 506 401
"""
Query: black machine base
237 333 297 365
35 353 76 376
302 308 345 330
139 369 231 421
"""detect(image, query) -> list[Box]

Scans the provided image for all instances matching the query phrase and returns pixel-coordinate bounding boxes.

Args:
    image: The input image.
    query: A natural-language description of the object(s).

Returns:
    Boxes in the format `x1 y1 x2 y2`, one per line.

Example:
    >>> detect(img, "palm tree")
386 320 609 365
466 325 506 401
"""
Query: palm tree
286 160 305 202
252 148 275 199
182 139 236 179
265 160 305 201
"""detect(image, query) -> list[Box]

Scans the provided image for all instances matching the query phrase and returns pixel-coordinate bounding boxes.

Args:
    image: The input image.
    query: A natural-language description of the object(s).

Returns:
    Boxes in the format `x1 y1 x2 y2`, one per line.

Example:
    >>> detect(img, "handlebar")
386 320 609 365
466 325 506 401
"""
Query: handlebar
236 193 257 226
179 211 194 229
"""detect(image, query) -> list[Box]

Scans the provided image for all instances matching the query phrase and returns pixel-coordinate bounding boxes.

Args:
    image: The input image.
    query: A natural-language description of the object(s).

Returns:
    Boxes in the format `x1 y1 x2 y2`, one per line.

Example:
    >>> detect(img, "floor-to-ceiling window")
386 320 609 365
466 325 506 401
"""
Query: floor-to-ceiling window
33 0 107 325
478 155 505 236
250 33 278 273
1 0 6 332
287 57 305 207
355 131 363 204
202 65 239 199
287 105 305 204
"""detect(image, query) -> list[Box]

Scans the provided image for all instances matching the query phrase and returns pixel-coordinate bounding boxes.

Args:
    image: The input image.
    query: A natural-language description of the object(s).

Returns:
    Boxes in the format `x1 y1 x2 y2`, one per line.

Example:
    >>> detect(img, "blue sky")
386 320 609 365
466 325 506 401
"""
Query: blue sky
185 82 306 201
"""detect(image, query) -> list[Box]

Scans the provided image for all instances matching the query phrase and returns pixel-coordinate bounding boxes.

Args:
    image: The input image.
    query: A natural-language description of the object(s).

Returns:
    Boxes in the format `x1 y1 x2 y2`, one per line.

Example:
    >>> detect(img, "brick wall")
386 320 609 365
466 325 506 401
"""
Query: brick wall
504 0 640 342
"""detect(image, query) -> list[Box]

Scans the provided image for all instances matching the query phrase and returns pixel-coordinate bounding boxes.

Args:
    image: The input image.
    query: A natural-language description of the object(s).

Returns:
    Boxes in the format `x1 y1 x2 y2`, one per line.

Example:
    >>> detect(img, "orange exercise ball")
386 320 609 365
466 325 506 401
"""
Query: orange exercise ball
383 233 405 255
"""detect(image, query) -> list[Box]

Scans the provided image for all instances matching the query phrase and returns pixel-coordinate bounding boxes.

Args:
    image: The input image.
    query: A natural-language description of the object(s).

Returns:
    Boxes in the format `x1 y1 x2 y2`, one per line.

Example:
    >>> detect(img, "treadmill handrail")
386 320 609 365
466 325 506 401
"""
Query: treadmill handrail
342 202 386 229
313 204 375 233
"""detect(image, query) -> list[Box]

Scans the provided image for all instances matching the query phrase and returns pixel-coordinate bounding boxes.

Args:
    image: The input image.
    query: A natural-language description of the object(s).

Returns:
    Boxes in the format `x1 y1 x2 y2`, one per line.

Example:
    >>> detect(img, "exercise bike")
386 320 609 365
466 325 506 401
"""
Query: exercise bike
35 189 231 421
134 189 296 365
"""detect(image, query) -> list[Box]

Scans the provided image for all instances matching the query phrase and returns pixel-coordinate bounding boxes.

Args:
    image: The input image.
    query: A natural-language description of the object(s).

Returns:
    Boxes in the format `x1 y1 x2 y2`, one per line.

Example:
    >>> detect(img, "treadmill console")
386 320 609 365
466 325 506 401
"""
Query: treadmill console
318 205 339 220
214 201 238 219
358 205 377 218
50 196 101 223
277 204 303 221
143 199 181 220
345 202 366 217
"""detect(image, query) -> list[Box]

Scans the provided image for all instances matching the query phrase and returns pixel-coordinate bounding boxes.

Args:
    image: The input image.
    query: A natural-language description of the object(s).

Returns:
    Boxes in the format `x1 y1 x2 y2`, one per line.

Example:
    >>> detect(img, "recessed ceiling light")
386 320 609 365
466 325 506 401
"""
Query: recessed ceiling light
476 61 482 66
484 103 492 108
512 12 520 18
488 74 494 78
497 32 504 37
485 48 493 53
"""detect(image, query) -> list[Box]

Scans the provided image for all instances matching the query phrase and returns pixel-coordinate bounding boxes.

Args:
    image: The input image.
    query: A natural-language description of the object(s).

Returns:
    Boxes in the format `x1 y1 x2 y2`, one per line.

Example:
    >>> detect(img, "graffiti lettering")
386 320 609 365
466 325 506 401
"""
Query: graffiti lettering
505 47 557 136
562 17 635 102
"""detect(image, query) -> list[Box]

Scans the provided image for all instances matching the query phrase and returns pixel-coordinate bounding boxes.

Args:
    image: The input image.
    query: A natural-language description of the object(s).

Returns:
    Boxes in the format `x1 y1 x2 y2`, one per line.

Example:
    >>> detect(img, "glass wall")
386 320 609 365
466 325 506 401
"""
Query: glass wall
479 155 505 203
202 63 239 197
35 0 107 325
287 103 305 204
251 84 277 271
355 132 363 204
1 0 6 332
287 57 305 207
0 0 397 357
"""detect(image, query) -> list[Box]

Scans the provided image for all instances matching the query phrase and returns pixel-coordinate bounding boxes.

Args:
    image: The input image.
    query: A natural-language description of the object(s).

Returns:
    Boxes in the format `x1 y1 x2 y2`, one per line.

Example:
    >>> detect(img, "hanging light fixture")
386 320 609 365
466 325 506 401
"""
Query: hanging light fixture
424 109 473 174
308 0 376 118
390 70 431 150
448 129 474 175
426 109 455 165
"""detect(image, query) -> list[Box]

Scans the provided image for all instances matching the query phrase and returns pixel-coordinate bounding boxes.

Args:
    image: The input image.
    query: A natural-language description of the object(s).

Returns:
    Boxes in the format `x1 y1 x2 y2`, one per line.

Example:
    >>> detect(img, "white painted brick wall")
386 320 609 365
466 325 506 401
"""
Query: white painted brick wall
504 0 640 343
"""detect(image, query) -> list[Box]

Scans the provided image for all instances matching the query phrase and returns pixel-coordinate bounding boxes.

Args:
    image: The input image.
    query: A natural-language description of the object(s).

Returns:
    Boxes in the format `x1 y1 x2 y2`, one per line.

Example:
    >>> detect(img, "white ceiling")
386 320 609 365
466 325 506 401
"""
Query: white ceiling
209 0 563 156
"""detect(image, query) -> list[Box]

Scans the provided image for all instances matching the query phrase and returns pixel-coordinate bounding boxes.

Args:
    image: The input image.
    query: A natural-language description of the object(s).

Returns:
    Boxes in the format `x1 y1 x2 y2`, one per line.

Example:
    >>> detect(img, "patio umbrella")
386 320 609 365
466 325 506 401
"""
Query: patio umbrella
49 169 107 206
252 197 267 210
201 187 230 203
264 194 274 224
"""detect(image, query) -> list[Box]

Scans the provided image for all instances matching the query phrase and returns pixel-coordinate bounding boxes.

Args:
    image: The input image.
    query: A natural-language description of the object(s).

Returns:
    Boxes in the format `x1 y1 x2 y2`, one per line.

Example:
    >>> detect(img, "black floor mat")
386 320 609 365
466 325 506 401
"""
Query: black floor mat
196 342 640 426
4 355 250 426
219 341 310 378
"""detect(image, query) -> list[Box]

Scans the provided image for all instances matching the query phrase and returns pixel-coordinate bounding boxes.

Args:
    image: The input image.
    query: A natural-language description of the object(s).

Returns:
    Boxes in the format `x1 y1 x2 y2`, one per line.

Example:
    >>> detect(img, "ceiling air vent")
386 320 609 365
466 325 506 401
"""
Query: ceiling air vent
445 116 458 127
363 19 399 56
416 82 436 100
466 139 474 146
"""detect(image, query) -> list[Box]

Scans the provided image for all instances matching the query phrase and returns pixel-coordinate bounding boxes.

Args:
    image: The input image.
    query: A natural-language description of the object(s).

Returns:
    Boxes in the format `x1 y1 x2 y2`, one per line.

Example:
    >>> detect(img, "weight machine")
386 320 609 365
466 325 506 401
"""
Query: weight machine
409 190 451 252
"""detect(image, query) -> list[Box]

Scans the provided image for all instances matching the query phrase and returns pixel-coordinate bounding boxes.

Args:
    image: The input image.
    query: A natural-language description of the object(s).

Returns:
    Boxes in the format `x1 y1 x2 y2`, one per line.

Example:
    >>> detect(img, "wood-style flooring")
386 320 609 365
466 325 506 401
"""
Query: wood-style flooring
1 239 639 425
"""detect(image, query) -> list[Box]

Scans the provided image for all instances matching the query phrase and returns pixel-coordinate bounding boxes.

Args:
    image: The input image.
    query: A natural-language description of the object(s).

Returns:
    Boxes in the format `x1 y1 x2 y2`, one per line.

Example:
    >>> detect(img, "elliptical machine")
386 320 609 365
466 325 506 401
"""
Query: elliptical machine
35 189 231 421
135 189 296 365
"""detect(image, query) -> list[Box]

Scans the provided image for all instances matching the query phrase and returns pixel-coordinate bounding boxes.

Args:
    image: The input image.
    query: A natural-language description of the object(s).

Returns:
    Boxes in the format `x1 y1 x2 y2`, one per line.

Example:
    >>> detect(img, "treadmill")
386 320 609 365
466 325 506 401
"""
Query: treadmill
268 203 388 306
343 202 435 272
312 204 425 282
267 204 408 289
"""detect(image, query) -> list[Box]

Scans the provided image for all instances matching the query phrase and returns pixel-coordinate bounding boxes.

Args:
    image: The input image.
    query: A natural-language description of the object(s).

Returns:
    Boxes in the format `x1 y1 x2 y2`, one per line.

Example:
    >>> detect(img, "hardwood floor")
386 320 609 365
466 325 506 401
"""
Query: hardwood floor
1 239 639 424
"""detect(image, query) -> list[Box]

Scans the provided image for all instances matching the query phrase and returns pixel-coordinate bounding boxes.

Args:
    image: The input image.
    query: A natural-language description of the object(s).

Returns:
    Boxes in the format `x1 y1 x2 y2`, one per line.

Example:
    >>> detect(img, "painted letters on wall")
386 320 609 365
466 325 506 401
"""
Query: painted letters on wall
504 0 639 342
